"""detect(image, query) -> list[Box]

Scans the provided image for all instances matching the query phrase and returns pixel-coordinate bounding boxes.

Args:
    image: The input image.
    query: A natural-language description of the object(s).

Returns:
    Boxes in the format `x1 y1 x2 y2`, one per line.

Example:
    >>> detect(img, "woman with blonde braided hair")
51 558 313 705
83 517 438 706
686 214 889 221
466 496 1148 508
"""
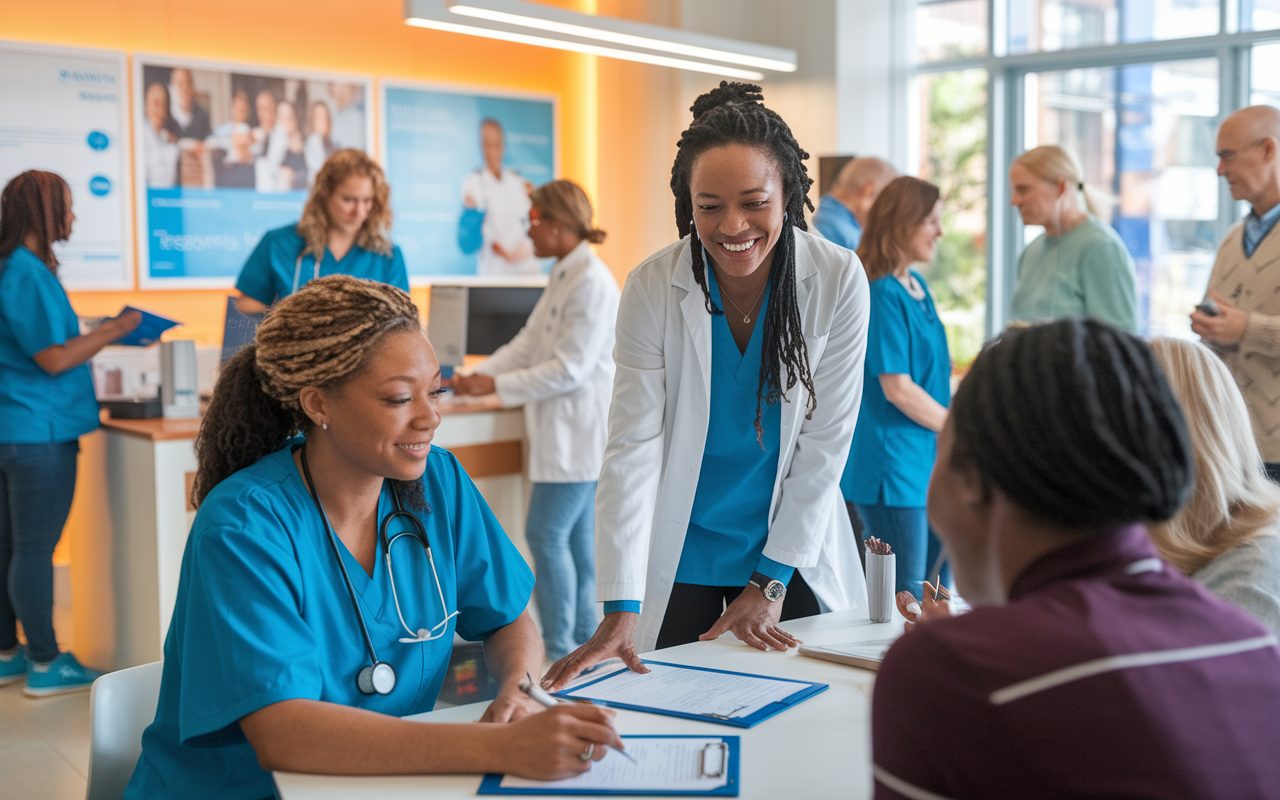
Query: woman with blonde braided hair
233 148 408 315
126 275 623 799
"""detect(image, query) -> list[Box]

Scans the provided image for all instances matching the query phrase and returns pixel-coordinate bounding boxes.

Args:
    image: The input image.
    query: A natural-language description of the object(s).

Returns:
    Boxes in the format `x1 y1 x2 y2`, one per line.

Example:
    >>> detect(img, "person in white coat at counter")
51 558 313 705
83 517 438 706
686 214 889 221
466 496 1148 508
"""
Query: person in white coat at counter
542 82 870 689
452 180 620 661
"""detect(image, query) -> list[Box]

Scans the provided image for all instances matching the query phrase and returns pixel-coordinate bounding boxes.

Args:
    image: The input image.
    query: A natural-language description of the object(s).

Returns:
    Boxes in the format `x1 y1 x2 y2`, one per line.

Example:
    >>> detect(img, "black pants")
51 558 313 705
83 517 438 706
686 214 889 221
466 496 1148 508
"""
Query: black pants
655 572 821 650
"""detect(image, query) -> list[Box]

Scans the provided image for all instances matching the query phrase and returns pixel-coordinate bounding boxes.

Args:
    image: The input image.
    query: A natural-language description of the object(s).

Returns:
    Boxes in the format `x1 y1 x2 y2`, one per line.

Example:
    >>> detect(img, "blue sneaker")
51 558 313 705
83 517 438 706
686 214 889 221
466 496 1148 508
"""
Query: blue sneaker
24 652 101 697
0 647 27 687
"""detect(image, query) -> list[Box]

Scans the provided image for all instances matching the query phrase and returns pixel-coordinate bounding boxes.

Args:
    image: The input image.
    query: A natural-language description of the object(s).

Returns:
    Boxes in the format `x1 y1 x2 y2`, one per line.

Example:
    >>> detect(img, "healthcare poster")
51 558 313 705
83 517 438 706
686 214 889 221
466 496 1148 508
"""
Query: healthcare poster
0 41 131 290
133 55 372 289
380 81 556 284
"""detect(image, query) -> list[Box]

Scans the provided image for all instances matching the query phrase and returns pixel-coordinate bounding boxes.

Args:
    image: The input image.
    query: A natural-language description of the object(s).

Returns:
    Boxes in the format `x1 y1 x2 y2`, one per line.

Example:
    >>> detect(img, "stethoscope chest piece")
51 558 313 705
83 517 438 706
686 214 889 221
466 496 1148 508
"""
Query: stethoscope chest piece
358 661 397 696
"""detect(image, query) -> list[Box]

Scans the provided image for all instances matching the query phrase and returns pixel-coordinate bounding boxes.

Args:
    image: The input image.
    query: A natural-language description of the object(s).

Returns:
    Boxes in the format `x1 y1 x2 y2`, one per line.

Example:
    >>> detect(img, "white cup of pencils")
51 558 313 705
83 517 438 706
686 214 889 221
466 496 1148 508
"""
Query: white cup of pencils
865 537 895 623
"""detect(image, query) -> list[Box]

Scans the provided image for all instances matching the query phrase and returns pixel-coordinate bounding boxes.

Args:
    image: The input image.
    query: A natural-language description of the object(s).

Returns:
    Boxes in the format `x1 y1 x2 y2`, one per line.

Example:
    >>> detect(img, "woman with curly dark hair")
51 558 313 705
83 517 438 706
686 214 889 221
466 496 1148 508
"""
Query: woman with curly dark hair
542 82 871 690
125 275 622 799
233 148 408 314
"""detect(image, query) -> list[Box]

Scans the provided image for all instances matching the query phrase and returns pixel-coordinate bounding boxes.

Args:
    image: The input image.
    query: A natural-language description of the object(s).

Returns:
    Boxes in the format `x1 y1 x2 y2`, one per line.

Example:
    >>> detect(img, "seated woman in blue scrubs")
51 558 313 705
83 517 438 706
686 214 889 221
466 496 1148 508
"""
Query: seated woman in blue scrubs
0 171 141 696
845 176 952 596
233 149 409 314
125 276 621 799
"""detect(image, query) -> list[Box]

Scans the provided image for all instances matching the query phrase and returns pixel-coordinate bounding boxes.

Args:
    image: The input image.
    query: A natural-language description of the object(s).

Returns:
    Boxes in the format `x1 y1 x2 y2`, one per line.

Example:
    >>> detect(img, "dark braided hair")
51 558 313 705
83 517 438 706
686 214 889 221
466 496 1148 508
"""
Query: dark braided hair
670 81 816 442
950 318 1193 529
193 274 428 510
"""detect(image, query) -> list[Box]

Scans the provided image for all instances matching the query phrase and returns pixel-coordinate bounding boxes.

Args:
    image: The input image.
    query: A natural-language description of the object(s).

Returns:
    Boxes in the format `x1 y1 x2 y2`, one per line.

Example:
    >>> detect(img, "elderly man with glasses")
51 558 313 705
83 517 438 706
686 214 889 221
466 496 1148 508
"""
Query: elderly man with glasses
1193 104 1280 481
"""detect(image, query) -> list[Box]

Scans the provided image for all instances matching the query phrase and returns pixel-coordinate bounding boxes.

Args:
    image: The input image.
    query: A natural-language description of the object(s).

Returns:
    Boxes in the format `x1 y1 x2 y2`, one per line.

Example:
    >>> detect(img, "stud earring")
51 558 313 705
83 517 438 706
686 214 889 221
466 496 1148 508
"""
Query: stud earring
322 422 329 430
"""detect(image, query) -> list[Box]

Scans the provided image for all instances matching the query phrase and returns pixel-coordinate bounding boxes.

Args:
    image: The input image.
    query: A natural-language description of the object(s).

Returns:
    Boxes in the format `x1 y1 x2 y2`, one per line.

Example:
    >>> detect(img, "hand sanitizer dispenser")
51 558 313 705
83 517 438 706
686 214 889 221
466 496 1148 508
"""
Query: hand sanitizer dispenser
160 340 200 419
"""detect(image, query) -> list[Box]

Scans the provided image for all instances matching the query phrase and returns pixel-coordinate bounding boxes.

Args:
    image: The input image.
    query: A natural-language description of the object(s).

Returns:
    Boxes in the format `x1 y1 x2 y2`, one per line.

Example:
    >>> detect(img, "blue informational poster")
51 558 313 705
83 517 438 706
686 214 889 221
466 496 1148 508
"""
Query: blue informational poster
380 82 557 284
133 55 372 288
0 41 132 289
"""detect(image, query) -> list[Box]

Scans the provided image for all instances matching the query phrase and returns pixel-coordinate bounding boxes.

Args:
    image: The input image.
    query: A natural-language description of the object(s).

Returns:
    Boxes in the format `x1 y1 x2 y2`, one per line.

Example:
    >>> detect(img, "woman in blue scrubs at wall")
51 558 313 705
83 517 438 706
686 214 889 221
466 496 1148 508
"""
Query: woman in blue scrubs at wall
452 180 619 662
126 275 622 799
233 148 409 314
543 83 870 689
0 171 141 697
845 176 953 596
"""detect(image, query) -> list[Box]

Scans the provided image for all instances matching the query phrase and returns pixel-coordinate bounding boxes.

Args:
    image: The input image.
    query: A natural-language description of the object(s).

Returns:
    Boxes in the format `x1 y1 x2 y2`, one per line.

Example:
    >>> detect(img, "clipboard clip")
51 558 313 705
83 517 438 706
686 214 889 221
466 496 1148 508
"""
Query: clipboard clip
699 741 728 779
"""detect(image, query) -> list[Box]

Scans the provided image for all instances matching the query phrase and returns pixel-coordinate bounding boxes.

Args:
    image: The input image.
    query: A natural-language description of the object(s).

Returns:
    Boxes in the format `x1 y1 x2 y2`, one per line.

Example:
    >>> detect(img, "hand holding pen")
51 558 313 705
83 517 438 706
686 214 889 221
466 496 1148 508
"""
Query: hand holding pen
519 673 637 764
896 581 952 633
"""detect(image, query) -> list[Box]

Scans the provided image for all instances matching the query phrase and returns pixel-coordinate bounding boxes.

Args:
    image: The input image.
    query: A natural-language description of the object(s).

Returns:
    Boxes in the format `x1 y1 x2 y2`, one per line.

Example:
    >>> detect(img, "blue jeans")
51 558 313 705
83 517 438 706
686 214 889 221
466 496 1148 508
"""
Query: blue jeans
0 441 79 663
856 491 951 598
526 482 598 661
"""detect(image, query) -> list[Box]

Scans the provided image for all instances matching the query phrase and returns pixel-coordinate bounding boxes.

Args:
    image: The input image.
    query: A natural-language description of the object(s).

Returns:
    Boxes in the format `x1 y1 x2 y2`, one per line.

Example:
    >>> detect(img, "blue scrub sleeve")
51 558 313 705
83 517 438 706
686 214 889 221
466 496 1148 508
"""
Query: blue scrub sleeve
389 246 410 293
754 556 796 585
174 520 323 748
603 601 641 615
442 453 536 641
0 263 74 358
865 285 911 376
235 236 280 304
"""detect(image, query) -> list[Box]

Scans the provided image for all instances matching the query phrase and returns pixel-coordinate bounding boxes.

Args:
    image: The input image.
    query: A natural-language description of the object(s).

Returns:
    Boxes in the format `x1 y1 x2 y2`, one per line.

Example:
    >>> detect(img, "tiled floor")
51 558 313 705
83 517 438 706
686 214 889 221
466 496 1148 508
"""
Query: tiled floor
1 605 91 800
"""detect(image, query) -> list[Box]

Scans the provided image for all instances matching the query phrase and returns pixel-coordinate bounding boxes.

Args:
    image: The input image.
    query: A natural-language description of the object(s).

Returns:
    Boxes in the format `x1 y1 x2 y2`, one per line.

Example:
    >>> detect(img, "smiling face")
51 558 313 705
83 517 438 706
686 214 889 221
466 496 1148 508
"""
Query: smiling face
326 174 375 237
1009 162 1062 227
314 328 444 482
256 91 276 131
481 121 504 177
145 83 168 132
311 102 332 139
689 143 786 279
1216 115 1277 206
904 200 944 266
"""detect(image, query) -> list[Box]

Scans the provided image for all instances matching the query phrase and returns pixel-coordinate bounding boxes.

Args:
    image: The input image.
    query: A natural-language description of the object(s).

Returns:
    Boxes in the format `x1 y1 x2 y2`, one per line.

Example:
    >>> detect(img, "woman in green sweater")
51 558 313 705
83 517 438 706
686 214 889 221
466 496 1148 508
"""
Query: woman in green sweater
1008 145 1138 332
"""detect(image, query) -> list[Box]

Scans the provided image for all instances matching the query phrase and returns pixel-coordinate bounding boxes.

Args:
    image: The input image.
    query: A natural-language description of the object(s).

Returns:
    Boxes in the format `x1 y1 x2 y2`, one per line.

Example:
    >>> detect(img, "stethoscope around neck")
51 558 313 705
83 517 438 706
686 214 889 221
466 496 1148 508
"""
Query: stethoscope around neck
299 444 459 696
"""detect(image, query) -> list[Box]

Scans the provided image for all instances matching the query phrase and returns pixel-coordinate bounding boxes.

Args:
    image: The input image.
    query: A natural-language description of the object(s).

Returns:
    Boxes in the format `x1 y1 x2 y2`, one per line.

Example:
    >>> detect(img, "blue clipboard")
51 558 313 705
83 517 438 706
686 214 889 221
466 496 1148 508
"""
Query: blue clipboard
477 735 739 796
555 661 827 728
113 307 180 347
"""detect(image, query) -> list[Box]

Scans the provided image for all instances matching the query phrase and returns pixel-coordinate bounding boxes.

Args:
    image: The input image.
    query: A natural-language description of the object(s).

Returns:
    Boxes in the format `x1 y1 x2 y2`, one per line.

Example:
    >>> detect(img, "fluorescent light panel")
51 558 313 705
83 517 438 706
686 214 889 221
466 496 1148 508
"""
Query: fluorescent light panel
405 17 766 79
447 4 797 72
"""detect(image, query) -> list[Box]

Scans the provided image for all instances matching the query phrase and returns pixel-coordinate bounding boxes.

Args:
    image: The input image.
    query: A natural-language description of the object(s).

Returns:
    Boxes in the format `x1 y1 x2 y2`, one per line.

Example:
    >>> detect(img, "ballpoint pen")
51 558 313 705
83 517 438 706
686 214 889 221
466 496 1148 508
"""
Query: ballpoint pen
519 673 637 763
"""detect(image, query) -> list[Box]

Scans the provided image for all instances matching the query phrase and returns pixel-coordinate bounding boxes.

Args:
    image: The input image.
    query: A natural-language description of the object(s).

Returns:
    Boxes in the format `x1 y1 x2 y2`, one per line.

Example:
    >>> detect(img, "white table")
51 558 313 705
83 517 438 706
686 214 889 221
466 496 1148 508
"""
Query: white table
274 609 900 799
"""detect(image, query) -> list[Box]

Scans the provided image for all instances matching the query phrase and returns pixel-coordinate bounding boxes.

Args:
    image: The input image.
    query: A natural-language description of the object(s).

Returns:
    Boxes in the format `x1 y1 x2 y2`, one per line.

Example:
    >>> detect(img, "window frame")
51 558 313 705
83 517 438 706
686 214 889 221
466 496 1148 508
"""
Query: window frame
915 0 1280 334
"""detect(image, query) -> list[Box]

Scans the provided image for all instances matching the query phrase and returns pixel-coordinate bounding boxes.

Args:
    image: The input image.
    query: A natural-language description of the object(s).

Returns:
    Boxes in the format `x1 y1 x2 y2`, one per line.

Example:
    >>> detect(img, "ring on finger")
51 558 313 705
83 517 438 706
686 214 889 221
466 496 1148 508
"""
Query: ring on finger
580 743 595 761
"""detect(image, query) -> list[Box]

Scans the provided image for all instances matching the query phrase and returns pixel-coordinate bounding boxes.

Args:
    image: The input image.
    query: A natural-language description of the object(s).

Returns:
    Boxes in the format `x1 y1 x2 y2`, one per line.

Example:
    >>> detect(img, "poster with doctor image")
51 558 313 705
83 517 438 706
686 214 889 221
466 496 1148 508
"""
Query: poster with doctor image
133 55 372 289
380 81 556 284
0 41 131 290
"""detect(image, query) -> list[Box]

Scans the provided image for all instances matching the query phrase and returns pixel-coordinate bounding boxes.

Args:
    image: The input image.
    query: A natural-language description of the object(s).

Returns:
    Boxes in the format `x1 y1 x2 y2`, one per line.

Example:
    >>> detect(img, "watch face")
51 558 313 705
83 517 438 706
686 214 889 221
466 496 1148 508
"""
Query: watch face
764 581 786 602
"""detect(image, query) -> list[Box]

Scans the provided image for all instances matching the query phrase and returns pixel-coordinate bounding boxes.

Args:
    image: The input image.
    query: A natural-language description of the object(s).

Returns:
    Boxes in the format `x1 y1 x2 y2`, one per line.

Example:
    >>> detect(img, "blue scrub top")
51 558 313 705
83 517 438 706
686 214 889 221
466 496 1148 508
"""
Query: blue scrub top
811 194 863 251
124 443 534 800
0 246 99 443
235 224 410 305
843 271 951 508
674 267 791 587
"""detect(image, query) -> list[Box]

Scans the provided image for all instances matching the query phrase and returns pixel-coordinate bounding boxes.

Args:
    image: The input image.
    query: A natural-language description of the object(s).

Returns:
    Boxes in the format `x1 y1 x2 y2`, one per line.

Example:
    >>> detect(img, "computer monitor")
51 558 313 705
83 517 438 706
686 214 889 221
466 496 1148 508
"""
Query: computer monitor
220 296 263 363
427 285 544 366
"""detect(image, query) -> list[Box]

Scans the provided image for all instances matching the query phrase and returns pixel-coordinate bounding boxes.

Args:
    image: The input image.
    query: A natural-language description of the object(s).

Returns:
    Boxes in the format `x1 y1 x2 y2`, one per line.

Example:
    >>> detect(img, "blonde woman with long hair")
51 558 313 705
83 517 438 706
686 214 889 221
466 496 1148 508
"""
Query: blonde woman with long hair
1008 144 1138 332
1148 337 1280 633
234 149 407 314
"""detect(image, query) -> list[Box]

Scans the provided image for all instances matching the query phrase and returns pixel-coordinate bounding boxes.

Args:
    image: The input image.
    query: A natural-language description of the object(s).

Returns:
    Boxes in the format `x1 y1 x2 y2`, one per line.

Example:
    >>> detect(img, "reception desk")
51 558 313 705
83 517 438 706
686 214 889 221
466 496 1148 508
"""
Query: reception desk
71 396 528 671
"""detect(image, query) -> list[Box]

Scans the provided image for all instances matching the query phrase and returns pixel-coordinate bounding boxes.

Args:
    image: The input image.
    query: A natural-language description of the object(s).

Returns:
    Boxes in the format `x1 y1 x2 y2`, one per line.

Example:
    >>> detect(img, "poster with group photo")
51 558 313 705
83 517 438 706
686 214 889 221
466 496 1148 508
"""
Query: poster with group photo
0 41 132 289
133 55 372 288
380 81 556 284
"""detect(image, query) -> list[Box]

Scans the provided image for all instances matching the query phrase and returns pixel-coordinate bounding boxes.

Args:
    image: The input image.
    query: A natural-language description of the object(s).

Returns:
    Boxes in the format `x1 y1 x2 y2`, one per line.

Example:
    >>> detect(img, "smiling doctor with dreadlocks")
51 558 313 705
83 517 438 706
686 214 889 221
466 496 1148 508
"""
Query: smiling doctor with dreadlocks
542 82 870 689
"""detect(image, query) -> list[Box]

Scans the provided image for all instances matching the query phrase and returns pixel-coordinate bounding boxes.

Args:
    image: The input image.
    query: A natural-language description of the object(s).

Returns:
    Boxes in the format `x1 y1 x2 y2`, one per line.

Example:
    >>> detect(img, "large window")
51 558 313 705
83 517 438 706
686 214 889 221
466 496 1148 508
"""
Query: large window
915 1 1280 343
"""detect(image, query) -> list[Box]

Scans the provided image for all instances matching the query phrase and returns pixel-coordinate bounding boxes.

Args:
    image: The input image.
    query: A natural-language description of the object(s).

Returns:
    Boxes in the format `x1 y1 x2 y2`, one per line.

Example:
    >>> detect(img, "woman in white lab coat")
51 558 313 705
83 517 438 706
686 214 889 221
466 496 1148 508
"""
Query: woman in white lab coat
452 180 619 661
542 82 870 689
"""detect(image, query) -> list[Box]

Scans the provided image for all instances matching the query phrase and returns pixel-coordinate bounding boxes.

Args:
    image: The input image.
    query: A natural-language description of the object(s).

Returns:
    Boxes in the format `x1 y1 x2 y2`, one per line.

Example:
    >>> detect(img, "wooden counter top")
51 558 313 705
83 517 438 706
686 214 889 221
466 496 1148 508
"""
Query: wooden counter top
101 394 507 441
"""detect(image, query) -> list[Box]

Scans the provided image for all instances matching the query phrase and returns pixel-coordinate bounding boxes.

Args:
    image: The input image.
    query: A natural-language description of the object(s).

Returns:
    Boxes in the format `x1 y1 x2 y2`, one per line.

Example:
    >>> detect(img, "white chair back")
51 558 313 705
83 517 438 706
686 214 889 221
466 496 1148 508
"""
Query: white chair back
86 661 163 800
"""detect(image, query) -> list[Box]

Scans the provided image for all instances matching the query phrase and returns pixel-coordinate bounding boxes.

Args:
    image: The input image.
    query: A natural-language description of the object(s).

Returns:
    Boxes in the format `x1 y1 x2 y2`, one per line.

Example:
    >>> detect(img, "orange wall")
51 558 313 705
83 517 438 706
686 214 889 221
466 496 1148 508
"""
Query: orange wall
2 0 601 344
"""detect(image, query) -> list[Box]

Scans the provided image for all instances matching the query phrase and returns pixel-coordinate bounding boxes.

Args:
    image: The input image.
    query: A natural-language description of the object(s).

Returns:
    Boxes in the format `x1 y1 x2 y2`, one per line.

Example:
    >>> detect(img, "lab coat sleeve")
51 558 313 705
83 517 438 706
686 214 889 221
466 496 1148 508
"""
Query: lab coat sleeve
175 518 323 747
594 271 667 603
487 271 618 407
760 253 870 569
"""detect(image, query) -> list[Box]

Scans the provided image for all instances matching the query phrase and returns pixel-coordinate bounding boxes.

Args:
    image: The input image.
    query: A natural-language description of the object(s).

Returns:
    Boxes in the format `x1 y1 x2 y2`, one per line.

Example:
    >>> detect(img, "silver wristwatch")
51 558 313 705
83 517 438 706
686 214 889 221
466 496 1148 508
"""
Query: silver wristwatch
748 571 786 602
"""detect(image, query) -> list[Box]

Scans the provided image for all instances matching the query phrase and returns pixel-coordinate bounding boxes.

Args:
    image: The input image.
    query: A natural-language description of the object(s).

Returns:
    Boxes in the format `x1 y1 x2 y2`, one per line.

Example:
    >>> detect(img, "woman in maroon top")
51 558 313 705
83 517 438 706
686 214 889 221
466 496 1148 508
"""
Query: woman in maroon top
874 318 1280 800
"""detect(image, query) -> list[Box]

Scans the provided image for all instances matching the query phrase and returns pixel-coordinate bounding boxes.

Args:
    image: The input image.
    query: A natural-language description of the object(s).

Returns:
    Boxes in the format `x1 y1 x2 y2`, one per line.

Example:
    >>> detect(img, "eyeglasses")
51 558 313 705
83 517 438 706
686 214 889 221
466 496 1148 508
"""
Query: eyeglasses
1216 139 1266 164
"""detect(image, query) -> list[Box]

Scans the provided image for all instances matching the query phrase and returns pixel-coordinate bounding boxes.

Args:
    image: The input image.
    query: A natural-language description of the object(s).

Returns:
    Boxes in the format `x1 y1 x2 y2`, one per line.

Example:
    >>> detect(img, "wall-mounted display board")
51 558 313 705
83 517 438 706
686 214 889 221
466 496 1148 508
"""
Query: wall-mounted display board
133 55 372 288
380 81 556 285
0 41 132 290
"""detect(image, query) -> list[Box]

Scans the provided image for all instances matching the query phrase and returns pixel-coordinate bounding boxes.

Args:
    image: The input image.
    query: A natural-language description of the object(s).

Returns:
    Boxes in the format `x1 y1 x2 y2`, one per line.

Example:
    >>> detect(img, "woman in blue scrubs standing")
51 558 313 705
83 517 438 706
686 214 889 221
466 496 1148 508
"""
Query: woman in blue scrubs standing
845 176 953 595
126 276 621 799
233 148 409 314
0 171 141 696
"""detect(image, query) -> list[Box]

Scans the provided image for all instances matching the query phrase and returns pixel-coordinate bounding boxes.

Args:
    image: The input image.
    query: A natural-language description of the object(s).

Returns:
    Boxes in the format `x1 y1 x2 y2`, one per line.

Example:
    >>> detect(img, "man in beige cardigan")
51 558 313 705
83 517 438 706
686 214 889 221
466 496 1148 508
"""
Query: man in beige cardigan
1193 105 1280 480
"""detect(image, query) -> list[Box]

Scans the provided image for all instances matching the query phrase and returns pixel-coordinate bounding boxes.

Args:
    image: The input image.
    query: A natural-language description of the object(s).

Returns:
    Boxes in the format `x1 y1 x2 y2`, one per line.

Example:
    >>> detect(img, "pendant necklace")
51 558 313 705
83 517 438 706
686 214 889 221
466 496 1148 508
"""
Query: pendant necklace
721 278 768 324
